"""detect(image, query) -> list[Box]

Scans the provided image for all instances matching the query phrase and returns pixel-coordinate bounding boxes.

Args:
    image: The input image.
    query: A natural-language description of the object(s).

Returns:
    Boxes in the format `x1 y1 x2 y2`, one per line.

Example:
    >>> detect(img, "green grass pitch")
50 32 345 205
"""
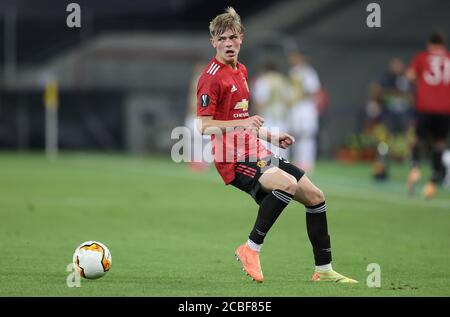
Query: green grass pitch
0 153 449 297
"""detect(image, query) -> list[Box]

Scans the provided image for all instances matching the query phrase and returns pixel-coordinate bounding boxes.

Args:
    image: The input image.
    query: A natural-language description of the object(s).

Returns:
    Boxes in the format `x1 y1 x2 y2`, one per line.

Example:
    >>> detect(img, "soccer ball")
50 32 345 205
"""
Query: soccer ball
73 241 112 279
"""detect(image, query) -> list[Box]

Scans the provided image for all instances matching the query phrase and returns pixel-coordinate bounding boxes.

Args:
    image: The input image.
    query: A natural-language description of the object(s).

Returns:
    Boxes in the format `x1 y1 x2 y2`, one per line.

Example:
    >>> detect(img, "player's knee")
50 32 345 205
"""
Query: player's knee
309 188 325 206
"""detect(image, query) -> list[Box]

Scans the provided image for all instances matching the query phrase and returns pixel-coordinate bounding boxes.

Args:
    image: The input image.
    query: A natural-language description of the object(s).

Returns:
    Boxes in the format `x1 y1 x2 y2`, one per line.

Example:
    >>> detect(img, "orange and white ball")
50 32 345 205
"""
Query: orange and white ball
73 241 112 279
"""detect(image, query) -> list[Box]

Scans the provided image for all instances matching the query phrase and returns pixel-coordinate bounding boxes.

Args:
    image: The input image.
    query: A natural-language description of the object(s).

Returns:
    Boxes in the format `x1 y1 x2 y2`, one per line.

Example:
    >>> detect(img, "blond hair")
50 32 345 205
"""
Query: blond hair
209 7 245 38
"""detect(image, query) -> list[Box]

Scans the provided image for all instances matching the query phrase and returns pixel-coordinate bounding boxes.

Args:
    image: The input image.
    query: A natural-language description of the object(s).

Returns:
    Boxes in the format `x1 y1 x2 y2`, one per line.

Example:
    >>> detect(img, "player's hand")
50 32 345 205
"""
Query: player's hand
273 133 295 149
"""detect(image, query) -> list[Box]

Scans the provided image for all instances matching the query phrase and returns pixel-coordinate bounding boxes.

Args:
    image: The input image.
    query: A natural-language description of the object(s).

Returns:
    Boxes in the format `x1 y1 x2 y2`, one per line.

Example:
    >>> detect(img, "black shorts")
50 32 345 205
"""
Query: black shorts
230 155 305 205
416 113 450 140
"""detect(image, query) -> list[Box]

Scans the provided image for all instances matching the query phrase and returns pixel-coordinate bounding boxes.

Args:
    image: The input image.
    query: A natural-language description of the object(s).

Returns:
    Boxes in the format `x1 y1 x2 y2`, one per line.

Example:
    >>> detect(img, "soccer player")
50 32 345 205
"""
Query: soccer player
288 51 322 172
406 32 450 198
196 7 357 283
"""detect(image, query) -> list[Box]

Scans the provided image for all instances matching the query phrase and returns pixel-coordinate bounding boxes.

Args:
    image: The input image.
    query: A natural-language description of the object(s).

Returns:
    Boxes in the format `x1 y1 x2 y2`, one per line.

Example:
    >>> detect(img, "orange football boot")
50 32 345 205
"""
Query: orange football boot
423 181 437 199
235 243 264 283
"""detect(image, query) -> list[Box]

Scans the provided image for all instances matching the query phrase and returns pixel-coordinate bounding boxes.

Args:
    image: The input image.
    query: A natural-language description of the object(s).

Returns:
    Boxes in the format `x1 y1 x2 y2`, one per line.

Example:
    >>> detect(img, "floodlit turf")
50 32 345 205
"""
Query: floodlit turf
0 152 449 297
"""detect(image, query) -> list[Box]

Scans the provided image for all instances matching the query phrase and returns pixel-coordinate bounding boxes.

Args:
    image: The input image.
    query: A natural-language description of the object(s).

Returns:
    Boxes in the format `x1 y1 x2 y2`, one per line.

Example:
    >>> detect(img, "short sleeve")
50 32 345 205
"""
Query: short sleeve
197 74 220 116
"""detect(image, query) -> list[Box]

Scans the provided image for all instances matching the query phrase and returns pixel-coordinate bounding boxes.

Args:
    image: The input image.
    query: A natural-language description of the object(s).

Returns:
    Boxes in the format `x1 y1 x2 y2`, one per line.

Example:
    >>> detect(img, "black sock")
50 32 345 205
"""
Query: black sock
431 148 445 184
249 189 293 245
306 202 332 266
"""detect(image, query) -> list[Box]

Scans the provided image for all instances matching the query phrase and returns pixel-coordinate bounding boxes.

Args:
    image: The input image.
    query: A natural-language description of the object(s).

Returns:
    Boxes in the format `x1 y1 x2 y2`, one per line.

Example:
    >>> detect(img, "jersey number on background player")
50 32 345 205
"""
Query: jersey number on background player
424 56 450 85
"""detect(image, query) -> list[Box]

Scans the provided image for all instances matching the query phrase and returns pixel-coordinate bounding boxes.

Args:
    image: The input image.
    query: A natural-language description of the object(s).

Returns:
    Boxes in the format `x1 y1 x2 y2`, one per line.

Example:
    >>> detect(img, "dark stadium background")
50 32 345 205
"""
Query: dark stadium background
1 0 448 156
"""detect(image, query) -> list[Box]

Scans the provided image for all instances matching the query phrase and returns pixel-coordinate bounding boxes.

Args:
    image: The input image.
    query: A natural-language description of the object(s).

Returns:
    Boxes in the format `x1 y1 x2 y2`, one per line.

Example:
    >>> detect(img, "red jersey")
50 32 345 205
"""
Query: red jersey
409 48 450 114
197 58 271 184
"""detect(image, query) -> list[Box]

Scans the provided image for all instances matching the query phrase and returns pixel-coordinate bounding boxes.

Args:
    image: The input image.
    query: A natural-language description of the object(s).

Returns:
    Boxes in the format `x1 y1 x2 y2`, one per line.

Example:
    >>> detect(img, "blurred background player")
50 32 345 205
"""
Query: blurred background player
252 61 292 159
185 61 211 172
366 58 413 180
288 51 323 172
406 32 450 198
369 58 412 136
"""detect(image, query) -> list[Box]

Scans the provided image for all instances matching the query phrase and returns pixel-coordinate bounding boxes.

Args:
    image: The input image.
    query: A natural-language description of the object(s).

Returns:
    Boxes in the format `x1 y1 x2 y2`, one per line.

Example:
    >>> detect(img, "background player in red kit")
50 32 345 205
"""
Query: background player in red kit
406 32 450 198
196 7 357 283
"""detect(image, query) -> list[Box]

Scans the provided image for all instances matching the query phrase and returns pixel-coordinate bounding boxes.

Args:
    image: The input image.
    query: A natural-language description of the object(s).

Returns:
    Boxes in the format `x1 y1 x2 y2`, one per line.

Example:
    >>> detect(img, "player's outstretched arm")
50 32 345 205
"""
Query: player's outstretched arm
197 115 264 135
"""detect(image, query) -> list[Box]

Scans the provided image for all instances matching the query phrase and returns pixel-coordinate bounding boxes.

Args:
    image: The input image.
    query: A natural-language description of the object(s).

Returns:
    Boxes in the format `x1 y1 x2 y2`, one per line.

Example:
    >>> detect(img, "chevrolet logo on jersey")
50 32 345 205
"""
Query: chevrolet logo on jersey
234 99 248 111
